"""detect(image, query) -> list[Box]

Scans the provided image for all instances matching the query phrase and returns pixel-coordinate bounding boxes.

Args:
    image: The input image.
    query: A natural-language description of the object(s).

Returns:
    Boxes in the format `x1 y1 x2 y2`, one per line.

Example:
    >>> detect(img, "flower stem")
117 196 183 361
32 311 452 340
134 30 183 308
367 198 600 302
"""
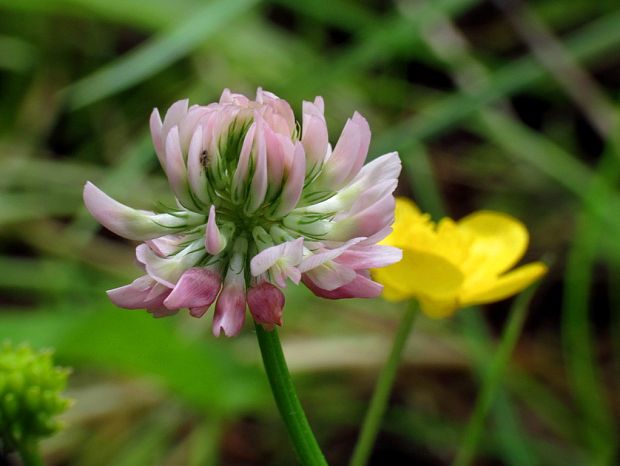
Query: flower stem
452 286 537 466
17 439 44 466
254 324 328 466
349 301 418 466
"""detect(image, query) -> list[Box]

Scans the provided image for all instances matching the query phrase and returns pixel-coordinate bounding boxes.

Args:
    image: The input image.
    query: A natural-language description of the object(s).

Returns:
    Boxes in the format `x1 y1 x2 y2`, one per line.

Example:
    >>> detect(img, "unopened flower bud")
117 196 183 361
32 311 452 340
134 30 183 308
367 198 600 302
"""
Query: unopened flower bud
247 282 285 330
0 342 71 453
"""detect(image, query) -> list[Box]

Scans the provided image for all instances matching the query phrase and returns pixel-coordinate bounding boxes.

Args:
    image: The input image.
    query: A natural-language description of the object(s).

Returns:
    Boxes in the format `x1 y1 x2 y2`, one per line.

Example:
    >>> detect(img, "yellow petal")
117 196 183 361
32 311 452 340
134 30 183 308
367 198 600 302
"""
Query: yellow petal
417 295 459 319
460 262 547 306
382 197 431 248
457 211 529 284
373 247 464 304
394 197 421 217
381 283 411 302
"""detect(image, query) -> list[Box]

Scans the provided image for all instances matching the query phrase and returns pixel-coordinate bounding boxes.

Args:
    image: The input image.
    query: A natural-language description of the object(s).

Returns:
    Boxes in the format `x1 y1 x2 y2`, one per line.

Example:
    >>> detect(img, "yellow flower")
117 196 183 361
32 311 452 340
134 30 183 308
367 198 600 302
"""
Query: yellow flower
373 198 547 318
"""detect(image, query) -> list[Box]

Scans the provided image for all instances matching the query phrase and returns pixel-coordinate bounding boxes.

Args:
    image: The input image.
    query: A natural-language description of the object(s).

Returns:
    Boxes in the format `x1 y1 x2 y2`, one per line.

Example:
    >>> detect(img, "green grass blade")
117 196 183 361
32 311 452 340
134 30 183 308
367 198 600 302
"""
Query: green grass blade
561 129 620 464
377 9 620 147
64 0 258 109
454 286 540 466
458 310 535 466
0 0 191 29
401 141 445 220
472 111 620 235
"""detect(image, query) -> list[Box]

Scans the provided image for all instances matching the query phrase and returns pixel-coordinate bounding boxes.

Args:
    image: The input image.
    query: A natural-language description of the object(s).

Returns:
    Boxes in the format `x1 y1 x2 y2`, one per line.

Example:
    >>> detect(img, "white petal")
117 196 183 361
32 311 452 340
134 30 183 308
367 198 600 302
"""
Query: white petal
83 182 193 240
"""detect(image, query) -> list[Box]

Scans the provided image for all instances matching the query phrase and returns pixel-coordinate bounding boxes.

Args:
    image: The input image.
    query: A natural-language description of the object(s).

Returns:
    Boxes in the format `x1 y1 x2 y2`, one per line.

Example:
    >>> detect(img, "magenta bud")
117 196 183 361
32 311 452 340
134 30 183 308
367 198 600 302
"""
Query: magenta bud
247 282 285 329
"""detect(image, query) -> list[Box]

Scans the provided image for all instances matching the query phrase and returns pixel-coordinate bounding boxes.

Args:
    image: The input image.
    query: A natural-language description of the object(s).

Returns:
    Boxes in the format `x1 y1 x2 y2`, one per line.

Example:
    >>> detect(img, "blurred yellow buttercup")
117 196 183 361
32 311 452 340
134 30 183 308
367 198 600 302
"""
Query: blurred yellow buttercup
373 198 547 318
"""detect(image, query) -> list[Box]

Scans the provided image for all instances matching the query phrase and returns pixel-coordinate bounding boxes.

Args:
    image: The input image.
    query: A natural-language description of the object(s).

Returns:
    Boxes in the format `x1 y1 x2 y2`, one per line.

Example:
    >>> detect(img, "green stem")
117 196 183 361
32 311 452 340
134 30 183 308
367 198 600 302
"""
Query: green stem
349 301 418 466
17 439 44 466
453 286 538 466
254 324 328 466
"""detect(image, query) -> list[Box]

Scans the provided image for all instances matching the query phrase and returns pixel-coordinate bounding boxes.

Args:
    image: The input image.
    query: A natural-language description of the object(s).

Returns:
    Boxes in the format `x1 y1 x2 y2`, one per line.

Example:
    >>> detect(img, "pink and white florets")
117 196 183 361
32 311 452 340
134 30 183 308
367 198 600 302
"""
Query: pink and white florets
84 88 402 336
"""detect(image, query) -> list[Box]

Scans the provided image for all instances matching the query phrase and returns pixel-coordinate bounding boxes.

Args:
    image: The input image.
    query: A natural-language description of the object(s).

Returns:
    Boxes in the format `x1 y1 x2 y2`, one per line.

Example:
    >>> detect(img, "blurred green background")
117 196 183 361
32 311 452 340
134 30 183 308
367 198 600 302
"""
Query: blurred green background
1 0 619 464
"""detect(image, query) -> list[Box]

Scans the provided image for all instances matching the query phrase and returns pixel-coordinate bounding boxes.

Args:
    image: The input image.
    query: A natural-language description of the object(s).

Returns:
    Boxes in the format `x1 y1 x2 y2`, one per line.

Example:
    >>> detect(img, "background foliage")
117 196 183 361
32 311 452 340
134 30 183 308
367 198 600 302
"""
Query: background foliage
0 0 619 464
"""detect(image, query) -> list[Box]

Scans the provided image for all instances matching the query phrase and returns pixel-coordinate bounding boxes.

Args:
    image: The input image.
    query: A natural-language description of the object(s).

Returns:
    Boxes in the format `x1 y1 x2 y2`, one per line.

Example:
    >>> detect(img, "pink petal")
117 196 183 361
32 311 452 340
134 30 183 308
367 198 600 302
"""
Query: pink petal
219 88 232 103
145 235 183 257
250 245 283 276
212 277 246 337
232 123 256 202
321 112 371 189
107 275 170 310
264 125 286 189
346 112 371 181
163 267 222 310
301 99 328 173
270 264 301 288
178 106 209 150
83 182 188 240
274 142 306 217
203 111 221 164
302 273 383 299
281 237 305 263
335 245 402 269
298 238 363 273
164 126 194 209
285 265 302 285
107 281 150 309
136 242 202 288
149 108 165 166
303 260 357 291
258 88 296 135
247 282 284 328
255 87 268 103
162 99 189 135
205 205 226 255
327 195 395 242
360 226 393 245
247 113 268 213
186 125 210 206
337 180 397 220
314 96 324 112
352 151 401 184
250 238 304 277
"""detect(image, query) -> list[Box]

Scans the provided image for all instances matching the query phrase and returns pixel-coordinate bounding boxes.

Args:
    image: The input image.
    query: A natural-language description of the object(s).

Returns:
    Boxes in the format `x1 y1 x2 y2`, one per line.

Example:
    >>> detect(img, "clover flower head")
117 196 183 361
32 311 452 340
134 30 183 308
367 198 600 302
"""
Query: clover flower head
373 198 547 317
84 89 402 336
0 342 71 453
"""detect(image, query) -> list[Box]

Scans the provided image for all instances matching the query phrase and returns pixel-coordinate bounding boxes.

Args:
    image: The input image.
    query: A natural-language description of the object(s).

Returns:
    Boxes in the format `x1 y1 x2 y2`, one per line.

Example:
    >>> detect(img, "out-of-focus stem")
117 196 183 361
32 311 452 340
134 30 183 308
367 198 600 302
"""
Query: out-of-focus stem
349 301 418 466
17 439 44 466
453 286 537 466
